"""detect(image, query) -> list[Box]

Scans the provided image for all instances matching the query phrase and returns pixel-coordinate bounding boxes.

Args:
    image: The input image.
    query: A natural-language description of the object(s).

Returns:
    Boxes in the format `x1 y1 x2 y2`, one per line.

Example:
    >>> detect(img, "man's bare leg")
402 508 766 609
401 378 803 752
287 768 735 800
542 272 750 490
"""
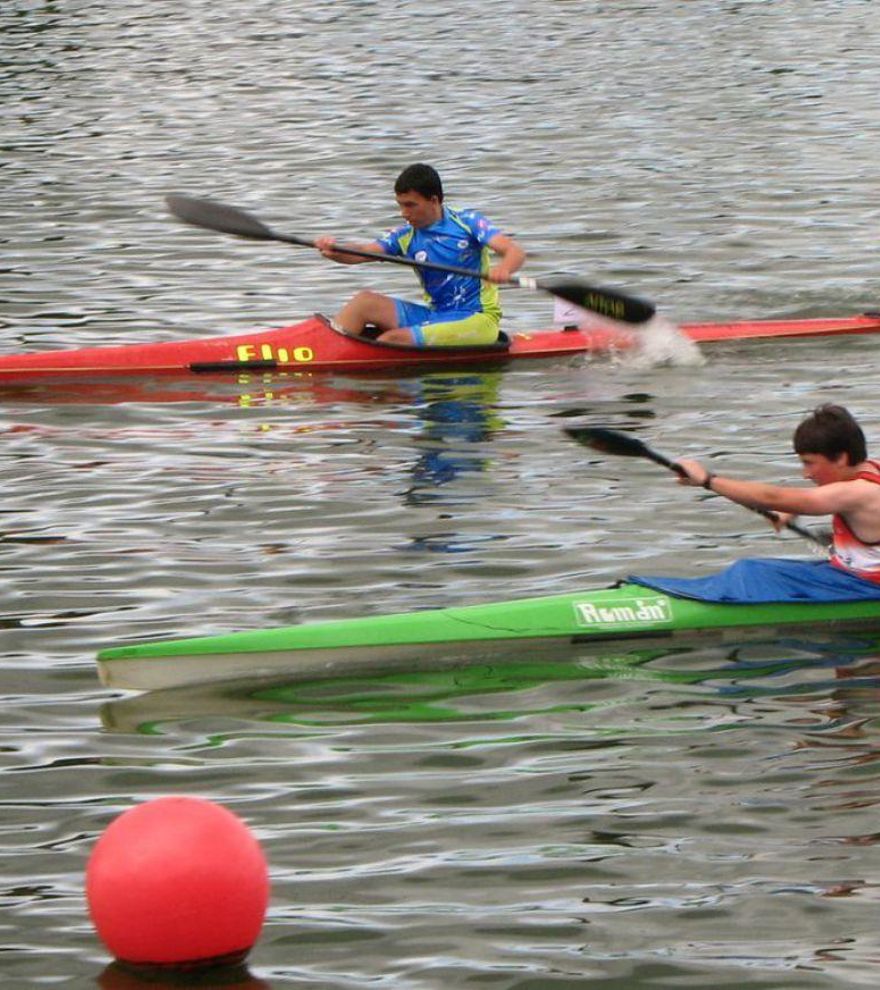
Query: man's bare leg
376 327 417 345
333 290 399 335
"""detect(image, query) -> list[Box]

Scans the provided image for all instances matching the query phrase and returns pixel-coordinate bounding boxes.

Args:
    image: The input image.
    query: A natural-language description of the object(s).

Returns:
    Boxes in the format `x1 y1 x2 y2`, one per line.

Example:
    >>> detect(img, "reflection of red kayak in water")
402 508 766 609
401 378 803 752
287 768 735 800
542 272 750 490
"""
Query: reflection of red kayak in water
1 312 880 384
0 366 412 407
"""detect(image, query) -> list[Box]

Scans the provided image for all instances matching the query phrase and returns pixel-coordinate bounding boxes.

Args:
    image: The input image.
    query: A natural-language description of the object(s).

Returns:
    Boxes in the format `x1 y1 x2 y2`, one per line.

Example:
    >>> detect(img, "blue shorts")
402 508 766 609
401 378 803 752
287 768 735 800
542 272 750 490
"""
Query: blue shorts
393 299 500 348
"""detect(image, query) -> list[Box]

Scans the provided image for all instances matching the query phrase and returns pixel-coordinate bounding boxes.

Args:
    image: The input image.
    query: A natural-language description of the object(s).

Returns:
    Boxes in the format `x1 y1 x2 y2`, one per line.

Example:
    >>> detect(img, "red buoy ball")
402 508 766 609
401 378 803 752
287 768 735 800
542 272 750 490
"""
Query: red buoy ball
87 796 269 966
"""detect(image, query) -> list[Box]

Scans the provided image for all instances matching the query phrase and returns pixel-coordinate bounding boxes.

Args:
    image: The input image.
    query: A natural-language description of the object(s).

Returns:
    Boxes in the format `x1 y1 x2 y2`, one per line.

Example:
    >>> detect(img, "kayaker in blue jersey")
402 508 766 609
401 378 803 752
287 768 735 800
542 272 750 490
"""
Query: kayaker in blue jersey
314 163 526 348
632 405 880 603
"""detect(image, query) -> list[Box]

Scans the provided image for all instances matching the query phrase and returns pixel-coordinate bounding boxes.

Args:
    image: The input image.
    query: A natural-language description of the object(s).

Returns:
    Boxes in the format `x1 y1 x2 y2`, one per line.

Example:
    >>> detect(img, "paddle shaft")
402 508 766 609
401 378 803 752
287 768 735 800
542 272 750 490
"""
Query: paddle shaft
165 194 655 324
564 426 826 547
653 449 821 541
649 450 823 544
267 227 544 286
293 238 637 322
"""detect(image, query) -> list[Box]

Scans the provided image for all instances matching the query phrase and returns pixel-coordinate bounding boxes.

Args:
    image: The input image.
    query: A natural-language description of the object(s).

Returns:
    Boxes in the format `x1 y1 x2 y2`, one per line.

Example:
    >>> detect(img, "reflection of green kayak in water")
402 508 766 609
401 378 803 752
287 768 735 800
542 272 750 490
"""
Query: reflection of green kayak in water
96 581 880 693
100 638 880 735
99 649 670 732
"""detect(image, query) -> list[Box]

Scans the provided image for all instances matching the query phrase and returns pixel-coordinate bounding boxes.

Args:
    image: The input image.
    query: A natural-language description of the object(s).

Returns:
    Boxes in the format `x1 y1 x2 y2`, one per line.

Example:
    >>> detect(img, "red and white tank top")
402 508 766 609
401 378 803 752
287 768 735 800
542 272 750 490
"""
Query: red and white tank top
831 460 880 582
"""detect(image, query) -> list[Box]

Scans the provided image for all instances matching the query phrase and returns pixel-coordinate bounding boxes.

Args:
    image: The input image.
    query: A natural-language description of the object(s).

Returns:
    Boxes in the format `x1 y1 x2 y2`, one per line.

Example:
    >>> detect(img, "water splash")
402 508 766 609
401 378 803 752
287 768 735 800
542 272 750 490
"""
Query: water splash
552 299 705 369
625 315 707 369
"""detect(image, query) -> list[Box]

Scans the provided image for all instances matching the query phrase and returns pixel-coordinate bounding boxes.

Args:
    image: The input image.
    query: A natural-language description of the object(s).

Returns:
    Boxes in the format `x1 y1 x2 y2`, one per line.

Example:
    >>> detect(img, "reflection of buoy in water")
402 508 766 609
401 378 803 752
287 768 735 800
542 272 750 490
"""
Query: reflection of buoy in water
97 959 272 989
86 796 269 966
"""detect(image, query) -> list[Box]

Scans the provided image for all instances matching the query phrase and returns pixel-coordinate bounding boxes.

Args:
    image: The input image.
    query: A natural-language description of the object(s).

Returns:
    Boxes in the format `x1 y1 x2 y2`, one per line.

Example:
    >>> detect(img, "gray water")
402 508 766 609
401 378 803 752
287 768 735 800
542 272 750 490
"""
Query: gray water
3 1 880 987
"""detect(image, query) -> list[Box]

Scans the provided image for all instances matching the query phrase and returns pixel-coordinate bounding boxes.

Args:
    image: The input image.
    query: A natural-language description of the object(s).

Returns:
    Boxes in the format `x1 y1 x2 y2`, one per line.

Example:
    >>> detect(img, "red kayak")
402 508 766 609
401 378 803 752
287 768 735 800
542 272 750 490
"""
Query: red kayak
1 312 879 383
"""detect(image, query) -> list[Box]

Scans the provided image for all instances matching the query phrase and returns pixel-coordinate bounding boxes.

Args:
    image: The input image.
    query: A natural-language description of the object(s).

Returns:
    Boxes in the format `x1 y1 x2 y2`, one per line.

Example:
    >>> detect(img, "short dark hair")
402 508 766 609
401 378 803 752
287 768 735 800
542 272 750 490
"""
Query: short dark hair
394 163 443 202
793 404 867 464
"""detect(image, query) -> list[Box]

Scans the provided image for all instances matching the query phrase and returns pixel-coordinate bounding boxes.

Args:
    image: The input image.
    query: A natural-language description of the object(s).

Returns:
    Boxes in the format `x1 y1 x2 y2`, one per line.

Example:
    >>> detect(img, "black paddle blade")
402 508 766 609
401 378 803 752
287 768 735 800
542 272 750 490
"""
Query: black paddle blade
564 426 650 458
536 275 655 325
165 195 277 241
564 426 679 473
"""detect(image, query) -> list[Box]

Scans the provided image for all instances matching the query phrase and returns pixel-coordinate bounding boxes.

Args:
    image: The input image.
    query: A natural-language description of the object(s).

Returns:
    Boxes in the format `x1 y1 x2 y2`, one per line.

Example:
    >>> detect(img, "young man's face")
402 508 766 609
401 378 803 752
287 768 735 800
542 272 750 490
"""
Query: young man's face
395 191 442 229
799 451 850 485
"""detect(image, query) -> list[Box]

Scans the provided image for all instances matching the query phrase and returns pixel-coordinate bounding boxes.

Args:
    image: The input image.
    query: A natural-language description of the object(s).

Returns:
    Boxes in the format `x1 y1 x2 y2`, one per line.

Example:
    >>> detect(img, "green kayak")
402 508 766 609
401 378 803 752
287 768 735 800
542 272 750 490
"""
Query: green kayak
96 582 880 693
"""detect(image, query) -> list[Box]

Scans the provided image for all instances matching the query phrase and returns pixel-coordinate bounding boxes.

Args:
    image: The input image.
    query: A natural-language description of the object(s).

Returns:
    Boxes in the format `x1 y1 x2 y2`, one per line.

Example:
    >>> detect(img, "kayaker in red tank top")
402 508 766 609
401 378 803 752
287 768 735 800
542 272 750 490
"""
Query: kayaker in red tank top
829 459 880 581
675 404 880 583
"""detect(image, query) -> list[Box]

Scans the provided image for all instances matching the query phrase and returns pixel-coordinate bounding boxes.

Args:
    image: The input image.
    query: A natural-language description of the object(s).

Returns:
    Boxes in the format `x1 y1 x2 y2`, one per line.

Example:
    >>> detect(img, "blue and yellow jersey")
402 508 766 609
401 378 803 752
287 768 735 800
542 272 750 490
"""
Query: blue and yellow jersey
377 207 504 320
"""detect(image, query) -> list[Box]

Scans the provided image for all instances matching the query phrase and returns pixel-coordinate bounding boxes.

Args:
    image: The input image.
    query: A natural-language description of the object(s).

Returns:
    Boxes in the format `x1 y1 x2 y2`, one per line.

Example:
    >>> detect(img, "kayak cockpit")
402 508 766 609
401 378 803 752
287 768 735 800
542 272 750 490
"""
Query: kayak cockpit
323 314 512 353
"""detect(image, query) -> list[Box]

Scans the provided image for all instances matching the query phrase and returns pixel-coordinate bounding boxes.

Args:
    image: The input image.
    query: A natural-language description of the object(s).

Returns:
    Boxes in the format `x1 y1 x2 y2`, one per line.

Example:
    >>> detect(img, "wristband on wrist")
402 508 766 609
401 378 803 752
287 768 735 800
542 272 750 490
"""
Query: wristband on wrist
702 472 716 490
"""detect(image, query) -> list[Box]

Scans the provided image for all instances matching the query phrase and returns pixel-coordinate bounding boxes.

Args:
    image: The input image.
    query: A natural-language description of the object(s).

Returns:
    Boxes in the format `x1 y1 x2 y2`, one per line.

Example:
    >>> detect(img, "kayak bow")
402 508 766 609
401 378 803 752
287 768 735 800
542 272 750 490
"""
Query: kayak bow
97 581 880 692
3 312 880 382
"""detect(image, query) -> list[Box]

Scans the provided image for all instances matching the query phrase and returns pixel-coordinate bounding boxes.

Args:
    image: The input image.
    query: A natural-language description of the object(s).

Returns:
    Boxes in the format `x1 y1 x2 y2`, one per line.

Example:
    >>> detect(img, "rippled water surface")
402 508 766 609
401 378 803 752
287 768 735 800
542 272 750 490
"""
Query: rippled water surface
4 1 880 987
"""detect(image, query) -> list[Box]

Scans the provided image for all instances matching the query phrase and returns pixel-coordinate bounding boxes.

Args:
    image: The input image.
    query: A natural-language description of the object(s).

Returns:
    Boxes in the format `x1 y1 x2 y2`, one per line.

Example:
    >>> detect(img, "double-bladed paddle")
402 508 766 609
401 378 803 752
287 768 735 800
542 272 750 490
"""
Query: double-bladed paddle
563 425 826 547
165 194 656 325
